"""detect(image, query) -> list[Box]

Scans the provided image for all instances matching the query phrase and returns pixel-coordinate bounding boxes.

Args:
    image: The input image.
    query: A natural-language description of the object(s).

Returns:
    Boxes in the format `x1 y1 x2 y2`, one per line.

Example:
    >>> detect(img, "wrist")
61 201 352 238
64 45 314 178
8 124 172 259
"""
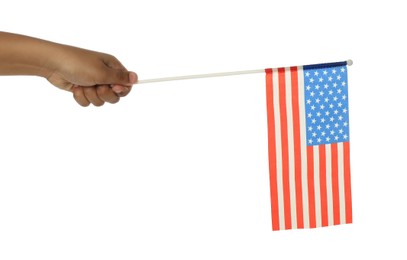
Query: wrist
0 32 61 78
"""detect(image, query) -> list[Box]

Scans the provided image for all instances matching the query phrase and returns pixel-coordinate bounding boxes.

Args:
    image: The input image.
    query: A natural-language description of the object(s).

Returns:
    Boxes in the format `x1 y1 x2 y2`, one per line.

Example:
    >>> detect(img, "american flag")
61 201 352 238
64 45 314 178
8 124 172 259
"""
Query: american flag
265 61 352 230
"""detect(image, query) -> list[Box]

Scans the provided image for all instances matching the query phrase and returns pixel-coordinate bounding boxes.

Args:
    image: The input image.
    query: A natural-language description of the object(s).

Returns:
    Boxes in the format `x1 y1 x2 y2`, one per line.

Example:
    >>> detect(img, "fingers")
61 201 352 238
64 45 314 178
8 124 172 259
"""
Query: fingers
111 85 132 97
73 86 90 107
72 85 122 107
96 85 120 104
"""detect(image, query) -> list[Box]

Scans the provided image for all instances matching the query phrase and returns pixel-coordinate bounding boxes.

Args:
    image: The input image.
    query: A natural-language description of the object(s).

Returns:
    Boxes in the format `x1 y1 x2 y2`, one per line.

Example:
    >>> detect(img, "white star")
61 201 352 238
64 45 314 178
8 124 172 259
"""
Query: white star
312 132 317 137
307 113 312 118
306 85 311 91
321 131 326 136
320 104 325 110
326 124 331 129
330 130 335 135
319 77 323 82
338 102 343 107
316 112 321 117
332 69 337 74
323 70 328 75
319 91 324 96
315 84 320 90
317 138 322 143
328 76 333 82
308 126 313 131
338 115 343 121
337 75 342 80
310 78 315 83
343 134 348 140
308 139 313 144
314 71 319 76
312 118 316 124
321 118 326 123
330 116 334 122
342 95 347 100
343 122 348 127
316 98 320 103
337 89 342 94
317 125 322 130
335 136 339 140
333 96 338 101
311 105 316 110
325 111 330 116
329 90 334 95
342 81 346 86
326 137 331 142
335 123 339 128
343 108 347 113
329 104 334 109
310 91 315 97
305 72 310 77
324 84 329 89
339 129 344 134
334 109 339 115
341 67 345 73
325 97 330 102
333 83 338 88
307 99 312 104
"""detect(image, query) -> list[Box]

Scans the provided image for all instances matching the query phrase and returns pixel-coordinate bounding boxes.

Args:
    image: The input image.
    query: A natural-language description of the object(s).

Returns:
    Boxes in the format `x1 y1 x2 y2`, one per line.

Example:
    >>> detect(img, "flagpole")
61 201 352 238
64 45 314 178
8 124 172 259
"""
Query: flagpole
136 59 353 84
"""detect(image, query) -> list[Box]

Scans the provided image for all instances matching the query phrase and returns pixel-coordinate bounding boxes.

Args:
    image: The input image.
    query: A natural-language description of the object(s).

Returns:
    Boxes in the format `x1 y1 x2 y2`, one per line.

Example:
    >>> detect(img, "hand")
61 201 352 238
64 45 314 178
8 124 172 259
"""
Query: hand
0 32 137 107
46 46 137 107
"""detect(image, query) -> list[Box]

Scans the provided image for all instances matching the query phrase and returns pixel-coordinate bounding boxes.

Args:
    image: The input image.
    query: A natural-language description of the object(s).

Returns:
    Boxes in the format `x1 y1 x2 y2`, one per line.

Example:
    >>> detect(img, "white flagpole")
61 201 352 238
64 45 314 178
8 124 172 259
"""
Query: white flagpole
136 60 353 84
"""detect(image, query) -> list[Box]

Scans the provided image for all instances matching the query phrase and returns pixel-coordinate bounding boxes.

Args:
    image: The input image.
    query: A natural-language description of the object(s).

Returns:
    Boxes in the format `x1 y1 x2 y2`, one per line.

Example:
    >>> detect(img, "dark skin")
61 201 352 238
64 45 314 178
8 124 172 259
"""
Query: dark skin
0 31 137 106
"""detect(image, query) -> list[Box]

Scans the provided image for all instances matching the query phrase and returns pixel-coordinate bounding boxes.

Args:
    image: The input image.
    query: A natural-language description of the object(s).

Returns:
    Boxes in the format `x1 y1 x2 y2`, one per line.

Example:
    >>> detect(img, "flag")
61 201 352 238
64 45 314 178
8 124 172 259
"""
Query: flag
265 61 352 230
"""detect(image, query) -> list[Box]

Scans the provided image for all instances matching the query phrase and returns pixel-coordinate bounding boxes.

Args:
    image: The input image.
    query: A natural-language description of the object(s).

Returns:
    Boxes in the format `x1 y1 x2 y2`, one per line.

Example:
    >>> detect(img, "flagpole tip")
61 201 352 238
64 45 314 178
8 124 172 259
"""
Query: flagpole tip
347 59 353 66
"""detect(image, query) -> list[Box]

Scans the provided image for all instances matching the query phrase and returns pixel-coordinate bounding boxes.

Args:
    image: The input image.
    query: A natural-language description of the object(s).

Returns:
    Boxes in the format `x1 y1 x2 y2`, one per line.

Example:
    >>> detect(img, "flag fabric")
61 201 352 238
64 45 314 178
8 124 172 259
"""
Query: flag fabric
265 61 352 231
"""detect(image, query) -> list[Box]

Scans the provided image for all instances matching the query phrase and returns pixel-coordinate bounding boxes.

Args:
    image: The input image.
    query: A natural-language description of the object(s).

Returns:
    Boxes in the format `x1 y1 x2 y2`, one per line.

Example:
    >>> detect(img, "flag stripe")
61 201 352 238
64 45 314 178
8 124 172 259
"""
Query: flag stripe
326 145 334 226
278 68 292 230
285 68 297 229
273 69 285 230
298 67 309 229
290 66 304 229
319 145 328 227
338 143 346 223
265 69 280 231
344 141 352 223
307 146 316 228
331 143 341 225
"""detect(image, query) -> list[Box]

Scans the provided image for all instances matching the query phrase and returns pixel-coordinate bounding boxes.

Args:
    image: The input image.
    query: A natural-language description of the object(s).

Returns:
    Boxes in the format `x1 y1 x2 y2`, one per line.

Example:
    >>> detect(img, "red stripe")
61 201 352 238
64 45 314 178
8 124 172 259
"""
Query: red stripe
331 143 340 225
265 69 280 231
290 67 304 229
278 68 292 230
343 142 352 223
319 145 328 227
307 146 316 228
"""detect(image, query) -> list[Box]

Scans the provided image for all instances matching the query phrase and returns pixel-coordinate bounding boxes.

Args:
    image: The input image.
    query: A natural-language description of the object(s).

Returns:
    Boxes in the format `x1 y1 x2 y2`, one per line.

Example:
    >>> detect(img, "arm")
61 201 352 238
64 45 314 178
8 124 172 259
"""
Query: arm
0 31 137 106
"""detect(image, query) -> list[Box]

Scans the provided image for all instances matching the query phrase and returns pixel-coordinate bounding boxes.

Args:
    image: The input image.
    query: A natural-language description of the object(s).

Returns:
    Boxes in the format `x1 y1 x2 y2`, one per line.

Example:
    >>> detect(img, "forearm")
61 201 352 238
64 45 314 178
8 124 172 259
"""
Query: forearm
0 31 59 77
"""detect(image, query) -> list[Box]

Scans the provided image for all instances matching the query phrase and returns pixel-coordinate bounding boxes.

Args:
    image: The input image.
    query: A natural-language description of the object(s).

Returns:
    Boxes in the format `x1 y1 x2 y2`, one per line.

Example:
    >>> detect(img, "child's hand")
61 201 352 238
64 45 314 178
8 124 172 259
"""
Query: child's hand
0 32 137 107
46 46 137 106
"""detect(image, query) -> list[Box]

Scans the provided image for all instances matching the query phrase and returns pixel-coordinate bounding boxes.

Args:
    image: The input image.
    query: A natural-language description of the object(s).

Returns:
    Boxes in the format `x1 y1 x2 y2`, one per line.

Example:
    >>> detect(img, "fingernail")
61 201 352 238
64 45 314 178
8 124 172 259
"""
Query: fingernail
129 71 138 84
112 85 123 94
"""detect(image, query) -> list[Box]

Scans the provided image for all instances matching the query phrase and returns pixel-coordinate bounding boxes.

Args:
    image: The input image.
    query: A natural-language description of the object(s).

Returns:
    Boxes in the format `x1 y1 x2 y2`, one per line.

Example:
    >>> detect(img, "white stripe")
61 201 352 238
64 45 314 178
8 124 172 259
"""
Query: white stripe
285 68 297 229
297 67 309 228
313 146 322 227
325 145 334 226
273 68 285 230
337 143 346 224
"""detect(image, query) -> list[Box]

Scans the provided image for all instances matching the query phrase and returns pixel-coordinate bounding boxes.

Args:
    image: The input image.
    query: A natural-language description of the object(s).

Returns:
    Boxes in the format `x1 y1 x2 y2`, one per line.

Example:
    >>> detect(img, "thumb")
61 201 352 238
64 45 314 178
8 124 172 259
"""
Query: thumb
106 69 138 86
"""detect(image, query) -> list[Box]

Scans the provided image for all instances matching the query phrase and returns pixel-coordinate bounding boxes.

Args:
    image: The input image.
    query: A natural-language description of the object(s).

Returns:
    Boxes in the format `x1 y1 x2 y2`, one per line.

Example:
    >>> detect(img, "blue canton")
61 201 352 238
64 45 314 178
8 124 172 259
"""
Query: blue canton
304 65 349 146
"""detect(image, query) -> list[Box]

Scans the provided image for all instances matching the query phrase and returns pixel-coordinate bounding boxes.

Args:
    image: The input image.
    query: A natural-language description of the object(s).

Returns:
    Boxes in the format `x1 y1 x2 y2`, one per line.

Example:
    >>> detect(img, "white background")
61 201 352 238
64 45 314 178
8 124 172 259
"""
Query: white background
1 0 406 259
